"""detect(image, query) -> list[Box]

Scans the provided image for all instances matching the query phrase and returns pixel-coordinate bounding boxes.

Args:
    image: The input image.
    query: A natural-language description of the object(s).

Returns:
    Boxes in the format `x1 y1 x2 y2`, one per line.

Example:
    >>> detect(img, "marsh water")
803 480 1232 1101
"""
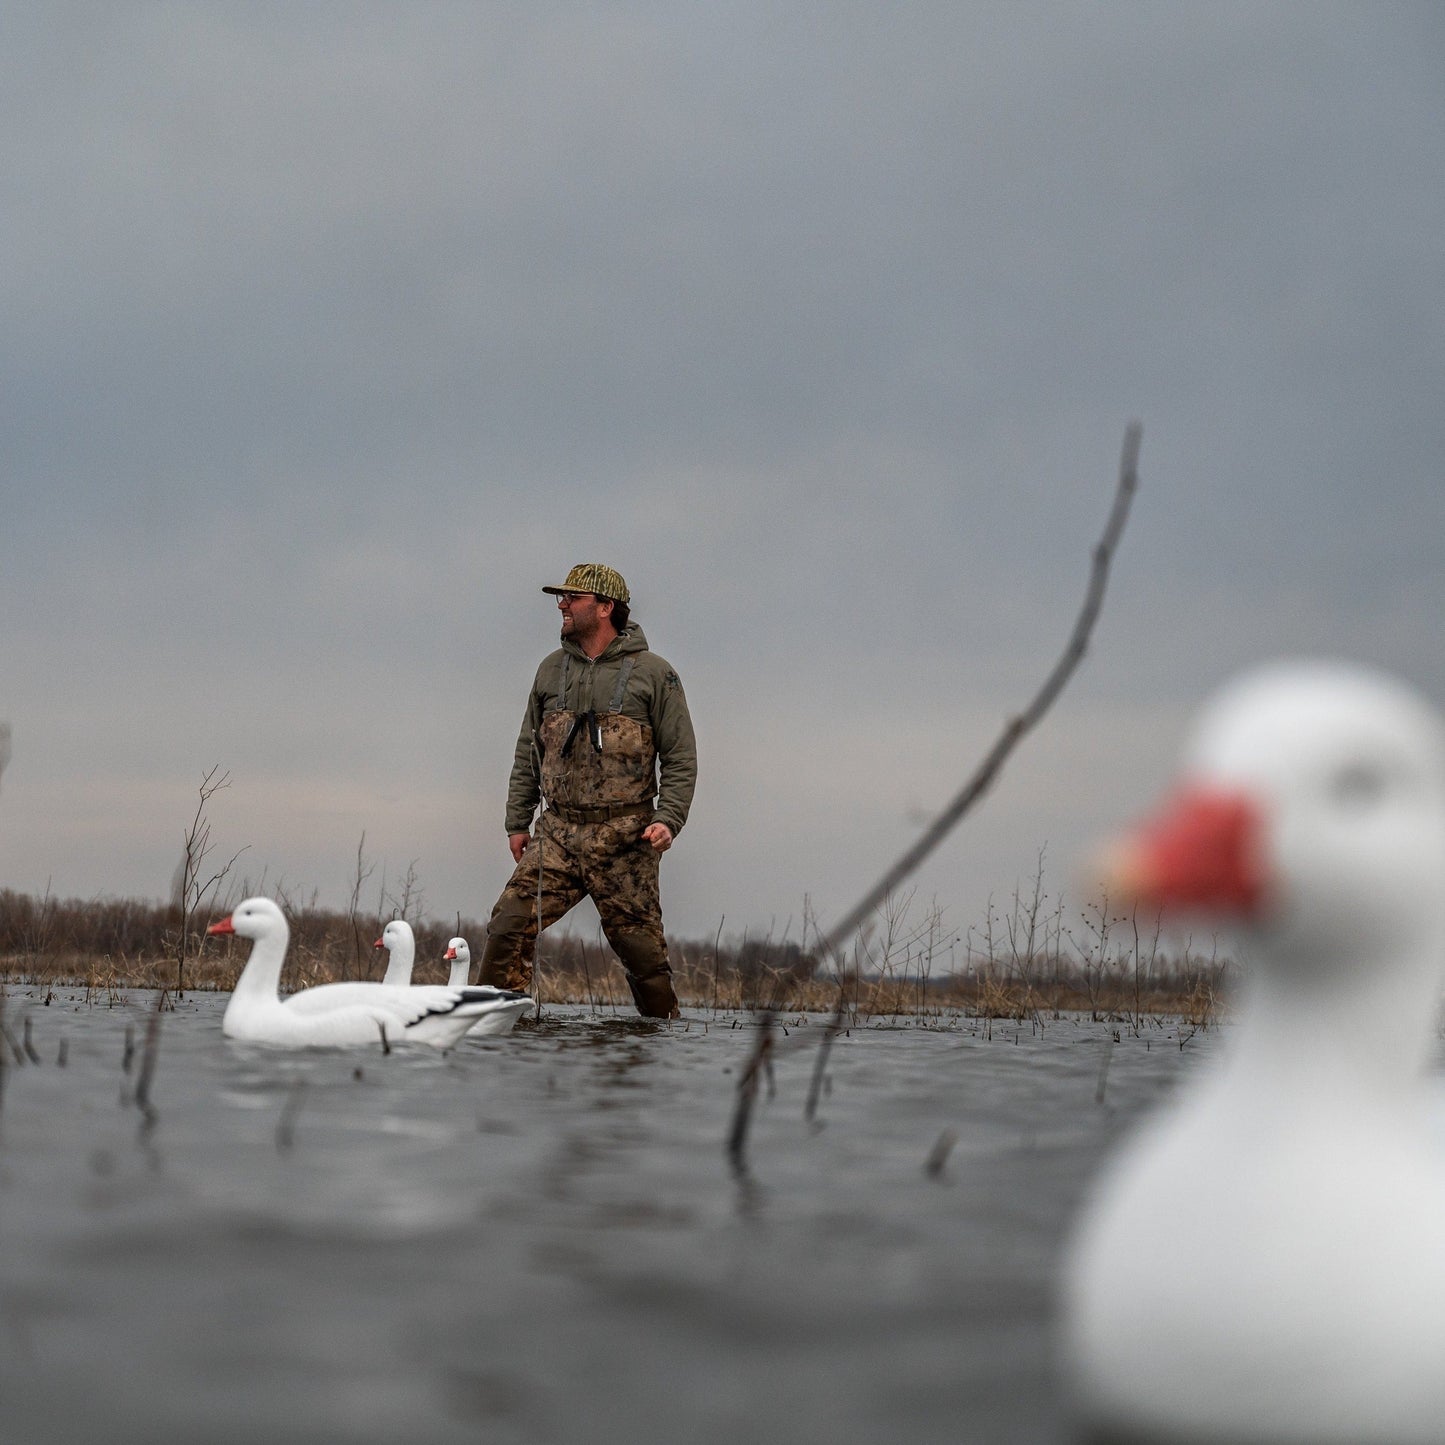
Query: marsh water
0 988 1216 1444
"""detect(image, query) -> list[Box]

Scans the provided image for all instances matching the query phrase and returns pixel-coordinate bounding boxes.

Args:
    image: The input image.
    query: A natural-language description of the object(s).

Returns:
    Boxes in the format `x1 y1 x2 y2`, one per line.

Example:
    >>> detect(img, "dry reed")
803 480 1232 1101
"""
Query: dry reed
0 881 1228 1028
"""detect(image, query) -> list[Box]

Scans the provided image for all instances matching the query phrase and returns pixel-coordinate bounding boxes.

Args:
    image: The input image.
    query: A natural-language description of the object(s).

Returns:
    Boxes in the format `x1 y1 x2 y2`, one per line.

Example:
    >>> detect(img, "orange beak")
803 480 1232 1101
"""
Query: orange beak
1101 785 1268 917
207 916 235 936
373 937 385 950
443 947 457 960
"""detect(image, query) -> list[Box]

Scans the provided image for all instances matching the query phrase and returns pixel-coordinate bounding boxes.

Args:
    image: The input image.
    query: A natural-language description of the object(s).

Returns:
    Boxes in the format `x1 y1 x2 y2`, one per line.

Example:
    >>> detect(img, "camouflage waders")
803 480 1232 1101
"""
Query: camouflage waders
477 807 678 1017
481 650 681 1018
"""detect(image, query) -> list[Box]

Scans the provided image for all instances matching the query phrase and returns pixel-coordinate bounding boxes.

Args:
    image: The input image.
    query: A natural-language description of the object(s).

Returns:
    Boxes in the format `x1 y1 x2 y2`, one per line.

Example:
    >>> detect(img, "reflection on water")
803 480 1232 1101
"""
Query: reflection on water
0 989 1211 1443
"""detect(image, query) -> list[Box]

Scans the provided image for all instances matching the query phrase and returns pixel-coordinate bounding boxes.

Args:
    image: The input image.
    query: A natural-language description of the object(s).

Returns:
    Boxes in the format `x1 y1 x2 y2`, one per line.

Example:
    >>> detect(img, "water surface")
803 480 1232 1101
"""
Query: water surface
0 988 1215 1443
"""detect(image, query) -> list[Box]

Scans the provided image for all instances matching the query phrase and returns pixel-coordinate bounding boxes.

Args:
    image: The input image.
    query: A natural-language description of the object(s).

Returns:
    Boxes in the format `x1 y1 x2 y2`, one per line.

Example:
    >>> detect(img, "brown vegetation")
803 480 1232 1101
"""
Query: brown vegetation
0 881 1227 1028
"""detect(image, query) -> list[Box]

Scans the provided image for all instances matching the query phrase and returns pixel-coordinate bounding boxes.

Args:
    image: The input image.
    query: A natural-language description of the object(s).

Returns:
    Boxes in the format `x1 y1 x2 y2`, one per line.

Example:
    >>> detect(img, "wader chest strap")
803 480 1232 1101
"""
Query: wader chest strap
555 653 572 712
553 653 633 757
608 657 636 713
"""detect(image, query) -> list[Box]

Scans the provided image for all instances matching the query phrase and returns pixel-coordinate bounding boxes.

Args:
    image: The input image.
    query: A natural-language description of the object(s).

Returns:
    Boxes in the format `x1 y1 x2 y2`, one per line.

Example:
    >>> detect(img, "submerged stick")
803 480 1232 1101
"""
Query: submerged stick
1095 1037 1115 1106
818 423 1142 962
133 995 164 1123
3 1022 26 1067
803 987 847 1124
726 1011 776 1175
276 1080 306 1152
924 1127 958 1178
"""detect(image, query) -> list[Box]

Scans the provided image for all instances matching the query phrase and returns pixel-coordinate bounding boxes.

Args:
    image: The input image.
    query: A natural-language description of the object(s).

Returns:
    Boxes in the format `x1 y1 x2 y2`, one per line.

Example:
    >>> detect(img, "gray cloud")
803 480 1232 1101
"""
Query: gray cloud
2 3 1442 940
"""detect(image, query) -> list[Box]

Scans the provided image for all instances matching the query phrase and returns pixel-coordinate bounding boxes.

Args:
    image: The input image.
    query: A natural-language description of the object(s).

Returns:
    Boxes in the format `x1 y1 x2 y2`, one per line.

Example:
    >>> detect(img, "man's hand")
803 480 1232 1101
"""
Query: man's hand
642 822 674 853
508 832 530 864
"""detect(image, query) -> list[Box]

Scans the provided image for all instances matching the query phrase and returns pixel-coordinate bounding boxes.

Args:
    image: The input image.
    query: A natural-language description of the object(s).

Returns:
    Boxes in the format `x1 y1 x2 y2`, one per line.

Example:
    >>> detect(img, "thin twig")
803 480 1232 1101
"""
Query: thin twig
578 936 598 1015
819 423 1142 961
710 915 724 1017
533 814 546 1022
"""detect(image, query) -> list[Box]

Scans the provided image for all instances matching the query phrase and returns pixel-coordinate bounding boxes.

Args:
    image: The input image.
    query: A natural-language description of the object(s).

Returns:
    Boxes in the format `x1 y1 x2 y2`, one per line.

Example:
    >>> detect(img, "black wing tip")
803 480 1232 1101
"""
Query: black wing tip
457 986 532 1004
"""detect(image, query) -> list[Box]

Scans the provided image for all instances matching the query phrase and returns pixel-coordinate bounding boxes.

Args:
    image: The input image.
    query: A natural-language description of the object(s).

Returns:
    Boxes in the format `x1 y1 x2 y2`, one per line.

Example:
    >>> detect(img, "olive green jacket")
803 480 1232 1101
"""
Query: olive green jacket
503 624 697 837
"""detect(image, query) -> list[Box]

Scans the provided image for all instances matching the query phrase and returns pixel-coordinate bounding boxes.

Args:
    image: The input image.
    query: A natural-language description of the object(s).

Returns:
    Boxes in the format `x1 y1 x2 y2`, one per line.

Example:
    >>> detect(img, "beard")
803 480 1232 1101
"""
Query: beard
560 613 591 646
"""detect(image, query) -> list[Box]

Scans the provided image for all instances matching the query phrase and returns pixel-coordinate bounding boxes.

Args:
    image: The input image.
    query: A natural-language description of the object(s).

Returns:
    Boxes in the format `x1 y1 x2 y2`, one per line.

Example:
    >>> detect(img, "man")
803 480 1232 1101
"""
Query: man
477 563 696 1017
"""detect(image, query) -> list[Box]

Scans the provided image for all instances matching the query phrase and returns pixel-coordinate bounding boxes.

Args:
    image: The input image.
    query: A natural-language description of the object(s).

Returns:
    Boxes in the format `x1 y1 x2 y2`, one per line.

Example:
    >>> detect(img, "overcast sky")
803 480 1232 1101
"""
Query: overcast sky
3 3 1442 954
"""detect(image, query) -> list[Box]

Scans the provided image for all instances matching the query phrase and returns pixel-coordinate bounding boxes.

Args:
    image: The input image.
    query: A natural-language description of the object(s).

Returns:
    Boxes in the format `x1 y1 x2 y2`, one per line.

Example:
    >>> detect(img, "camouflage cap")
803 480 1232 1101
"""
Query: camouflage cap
542 563 630 603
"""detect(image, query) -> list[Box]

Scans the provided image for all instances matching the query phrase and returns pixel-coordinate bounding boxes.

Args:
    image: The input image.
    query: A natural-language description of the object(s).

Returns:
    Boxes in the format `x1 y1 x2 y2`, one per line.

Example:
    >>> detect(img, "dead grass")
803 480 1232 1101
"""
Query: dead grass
0 884 1228 1027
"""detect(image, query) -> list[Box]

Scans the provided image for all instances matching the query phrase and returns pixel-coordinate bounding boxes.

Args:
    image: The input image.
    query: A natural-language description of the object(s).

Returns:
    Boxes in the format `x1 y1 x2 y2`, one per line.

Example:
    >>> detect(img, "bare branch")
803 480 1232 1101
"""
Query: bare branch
176 766 242 996
820 422 1142 961
346 831 376 981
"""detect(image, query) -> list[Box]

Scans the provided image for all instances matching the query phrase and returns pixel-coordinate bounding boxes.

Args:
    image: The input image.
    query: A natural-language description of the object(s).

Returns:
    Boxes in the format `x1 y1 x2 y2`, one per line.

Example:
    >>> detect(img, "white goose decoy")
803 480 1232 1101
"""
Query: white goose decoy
374 918 416 986
1062 661 1445 1444
442 935 532 1036
376 923 528 1036
443 937 471 989
210 897 532 1050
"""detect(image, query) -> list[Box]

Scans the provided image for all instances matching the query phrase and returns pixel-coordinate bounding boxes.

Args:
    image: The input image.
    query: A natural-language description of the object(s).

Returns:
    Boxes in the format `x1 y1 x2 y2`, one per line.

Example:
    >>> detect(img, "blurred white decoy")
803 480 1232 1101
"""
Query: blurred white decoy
210 897 531 1050
1062 661 1445 1444
374 919 415 986
443 937 471 989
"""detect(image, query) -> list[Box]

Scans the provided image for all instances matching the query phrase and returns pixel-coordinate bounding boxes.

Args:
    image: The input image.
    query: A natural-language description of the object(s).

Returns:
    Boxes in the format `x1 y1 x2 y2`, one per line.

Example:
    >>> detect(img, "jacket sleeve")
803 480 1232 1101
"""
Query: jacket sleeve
651 667 697 836
503 676 545 834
